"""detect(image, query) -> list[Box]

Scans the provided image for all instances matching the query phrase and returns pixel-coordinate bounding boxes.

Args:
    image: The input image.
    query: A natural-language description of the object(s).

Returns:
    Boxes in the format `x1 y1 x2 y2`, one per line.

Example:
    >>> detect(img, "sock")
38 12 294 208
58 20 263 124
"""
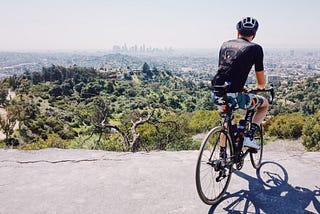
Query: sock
220 147 226 158
247 123 259 139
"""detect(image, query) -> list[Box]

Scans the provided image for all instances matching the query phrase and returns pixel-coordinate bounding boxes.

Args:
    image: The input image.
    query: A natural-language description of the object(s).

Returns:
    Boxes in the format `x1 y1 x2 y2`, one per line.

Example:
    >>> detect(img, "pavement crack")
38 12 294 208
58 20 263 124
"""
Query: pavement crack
1 158 100 164
0 157 127 164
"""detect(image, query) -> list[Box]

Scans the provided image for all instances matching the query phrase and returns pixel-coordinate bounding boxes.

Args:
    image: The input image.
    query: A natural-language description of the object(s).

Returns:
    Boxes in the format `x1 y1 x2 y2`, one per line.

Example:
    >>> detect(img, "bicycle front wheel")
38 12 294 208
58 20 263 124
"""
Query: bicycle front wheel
195 126 233 205
250 125 263 169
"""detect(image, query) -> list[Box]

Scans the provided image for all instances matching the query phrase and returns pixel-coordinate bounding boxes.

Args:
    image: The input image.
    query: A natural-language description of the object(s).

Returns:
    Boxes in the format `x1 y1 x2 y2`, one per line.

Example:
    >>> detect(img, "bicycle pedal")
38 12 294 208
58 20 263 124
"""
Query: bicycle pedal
236 158 244 170
236 163 243 170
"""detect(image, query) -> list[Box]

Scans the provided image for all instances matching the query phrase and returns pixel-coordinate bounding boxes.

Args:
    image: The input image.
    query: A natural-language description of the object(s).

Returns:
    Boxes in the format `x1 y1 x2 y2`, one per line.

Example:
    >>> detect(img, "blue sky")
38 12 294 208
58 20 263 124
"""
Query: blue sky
0 0 319 51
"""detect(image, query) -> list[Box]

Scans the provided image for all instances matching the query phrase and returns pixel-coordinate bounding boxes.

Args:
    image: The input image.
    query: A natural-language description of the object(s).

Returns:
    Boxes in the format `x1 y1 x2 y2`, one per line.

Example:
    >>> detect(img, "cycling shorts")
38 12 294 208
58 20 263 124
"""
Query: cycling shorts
227 93 264 110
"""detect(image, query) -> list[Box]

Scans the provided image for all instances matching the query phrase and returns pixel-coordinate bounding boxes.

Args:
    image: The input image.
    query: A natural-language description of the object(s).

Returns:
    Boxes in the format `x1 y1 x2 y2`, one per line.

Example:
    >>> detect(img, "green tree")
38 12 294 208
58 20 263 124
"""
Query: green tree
31 72 43 85
0 106 18 143
0 88 8 107
74 82 85 93
142 62 153 79
61 82 73 96
105 81 115 93
16 79 31 97
302 109 320 151
8 75 18 89
80 82 101 98
152 66 159 76
49 85 63 97
142 62 150 74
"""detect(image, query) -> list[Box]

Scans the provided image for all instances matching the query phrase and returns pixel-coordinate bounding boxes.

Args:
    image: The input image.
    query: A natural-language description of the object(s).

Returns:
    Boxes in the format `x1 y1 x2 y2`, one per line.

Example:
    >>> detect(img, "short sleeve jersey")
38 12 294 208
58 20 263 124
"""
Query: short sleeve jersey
217 38 264 92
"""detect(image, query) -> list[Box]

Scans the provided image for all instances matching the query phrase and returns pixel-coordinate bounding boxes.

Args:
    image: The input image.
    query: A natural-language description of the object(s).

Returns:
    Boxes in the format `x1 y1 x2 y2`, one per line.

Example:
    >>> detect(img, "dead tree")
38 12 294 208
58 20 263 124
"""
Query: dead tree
95 109 154 152
79 98 175 152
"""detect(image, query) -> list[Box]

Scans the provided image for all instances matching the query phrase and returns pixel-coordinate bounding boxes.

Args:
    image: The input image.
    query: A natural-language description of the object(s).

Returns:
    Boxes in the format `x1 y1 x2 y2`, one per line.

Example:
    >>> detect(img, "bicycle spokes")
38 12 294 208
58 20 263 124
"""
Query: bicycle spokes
196 127 233 205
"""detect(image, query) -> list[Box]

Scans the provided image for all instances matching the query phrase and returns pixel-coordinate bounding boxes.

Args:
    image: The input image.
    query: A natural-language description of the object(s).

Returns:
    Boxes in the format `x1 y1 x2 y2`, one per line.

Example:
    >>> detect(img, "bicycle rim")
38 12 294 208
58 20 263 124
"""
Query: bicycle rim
250 125 263 169
195 126 233 205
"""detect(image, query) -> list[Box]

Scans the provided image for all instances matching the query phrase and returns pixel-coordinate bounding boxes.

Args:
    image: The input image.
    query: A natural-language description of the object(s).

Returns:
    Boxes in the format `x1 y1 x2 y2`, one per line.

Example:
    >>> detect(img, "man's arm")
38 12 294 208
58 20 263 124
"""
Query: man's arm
255 71 266 89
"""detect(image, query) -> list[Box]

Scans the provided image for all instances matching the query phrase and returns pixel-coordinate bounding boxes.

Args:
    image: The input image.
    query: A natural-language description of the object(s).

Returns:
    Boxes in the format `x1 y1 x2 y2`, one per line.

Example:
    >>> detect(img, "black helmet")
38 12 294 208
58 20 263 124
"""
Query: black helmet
236 17 259 37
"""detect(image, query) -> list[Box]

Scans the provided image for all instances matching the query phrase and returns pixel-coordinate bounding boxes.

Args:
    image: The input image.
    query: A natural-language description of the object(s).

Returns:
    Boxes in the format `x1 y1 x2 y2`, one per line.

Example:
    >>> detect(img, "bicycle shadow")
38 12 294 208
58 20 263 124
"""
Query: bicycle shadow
208 161 320 213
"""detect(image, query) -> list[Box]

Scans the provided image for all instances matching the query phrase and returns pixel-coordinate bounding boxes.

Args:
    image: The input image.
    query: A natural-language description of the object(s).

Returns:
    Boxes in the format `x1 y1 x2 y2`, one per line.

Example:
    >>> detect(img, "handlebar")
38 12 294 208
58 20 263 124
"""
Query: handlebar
210 84 275 105
249 87 275 105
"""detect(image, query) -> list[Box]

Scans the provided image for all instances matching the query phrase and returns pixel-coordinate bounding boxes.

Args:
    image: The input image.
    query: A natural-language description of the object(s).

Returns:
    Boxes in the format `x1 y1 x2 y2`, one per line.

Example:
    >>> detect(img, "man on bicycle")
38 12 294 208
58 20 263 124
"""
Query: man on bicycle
212 17 268 151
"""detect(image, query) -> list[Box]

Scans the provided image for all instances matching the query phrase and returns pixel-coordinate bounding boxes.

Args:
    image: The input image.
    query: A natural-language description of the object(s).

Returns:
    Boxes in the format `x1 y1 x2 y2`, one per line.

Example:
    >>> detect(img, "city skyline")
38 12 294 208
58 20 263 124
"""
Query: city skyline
1 0 320 51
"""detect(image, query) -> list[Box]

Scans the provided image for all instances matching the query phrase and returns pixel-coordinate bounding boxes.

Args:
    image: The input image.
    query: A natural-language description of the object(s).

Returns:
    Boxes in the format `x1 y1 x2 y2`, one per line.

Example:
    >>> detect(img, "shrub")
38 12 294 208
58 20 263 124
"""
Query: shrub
136 113 197 151
302 110 320 151
267 113 306 139
189 110 220 134
44 133 69 148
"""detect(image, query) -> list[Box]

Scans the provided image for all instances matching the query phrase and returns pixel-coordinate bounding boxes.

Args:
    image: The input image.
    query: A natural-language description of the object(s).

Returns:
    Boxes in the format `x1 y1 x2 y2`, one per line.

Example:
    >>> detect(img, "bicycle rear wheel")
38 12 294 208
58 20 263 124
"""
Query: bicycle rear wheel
195 126 233 205
250 125 263 169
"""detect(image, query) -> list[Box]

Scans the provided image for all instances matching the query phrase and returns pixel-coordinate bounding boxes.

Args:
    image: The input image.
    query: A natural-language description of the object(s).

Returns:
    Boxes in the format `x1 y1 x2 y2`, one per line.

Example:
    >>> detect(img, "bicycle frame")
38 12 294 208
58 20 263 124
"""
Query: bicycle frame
221 105 256 166
217 86 274 166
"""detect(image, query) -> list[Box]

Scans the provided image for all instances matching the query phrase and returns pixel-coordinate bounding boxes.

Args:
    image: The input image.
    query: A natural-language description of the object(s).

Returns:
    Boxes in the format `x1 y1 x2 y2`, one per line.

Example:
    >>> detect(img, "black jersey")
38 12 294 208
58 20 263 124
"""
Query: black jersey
213 38 264 93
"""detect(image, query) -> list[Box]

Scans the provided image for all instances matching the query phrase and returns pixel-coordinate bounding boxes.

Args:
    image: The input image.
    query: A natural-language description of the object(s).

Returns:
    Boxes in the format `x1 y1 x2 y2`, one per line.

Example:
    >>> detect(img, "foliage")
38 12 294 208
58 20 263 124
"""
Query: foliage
0 88 8 107
188 110 220 134
137 112 199 151
267 113 306 139
272 75 320 116
0 105 19 142
302 109 320 151
2 64 320 151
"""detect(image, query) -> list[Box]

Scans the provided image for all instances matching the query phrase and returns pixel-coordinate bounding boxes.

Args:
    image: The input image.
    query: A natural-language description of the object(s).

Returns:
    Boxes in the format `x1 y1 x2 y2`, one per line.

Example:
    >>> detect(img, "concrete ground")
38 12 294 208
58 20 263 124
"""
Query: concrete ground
0 146 319 214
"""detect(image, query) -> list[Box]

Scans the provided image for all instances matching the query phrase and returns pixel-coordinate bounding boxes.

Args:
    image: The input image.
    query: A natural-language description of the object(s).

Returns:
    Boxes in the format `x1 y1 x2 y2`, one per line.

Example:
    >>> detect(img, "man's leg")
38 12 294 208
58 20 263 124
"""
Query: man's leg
252 97 268 125
243 96 268 149
219 123 228 159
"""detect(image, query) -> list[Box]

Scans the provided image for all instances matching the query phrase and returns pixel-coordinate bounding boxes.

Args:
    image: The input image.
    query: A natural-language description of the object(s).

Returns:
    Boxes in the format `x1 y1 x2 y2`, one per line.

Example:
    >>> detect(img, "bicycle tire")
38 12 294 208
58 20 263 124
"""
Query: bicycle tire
195 126 233 205
250 125 263 169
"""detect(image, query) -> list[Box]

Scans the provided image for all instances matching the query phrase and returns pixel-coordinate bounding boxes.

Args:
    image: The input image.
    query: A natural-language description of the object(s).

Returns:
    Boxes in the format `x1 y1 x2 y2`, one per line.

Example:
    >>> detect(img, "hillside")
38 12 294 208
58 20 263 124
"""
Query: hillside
0 64 211 151
0 64 319 151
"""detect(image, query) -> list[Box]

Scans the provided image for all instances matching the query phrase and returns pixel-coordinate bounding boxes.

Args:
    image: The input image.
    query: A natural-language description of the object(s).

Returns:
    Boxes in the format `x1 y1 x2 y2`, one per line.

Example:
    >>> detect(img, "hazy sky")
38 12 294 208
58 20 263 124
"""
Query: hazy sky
0 0 319 51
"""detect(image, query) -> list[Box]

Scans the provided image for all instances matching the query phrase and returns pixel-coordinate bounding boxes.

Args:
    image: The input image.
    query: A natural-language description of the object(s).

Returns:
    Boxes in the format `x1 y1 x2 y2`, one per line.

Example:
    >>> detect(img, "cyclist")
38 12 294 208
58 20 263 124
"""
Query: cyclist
211 17 269 154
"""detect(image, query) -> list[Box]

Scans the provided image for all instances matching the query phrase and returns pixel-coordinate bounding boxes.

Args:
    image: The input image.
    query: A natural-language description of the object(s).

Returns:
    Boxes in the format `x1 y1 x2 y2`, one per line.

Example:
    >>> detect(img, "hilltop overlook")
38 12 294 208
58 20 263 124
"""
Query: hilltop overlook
0 52 319 152
0 147 319 213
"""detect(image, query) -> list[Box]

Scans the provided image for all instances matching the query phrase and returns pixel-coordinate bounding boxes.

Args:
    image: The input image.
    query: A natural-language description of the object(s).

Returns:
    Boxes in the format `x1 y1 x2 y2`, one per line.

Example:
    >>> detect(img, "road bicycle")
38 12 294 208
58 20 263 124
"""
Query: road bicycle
195 85 274 205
